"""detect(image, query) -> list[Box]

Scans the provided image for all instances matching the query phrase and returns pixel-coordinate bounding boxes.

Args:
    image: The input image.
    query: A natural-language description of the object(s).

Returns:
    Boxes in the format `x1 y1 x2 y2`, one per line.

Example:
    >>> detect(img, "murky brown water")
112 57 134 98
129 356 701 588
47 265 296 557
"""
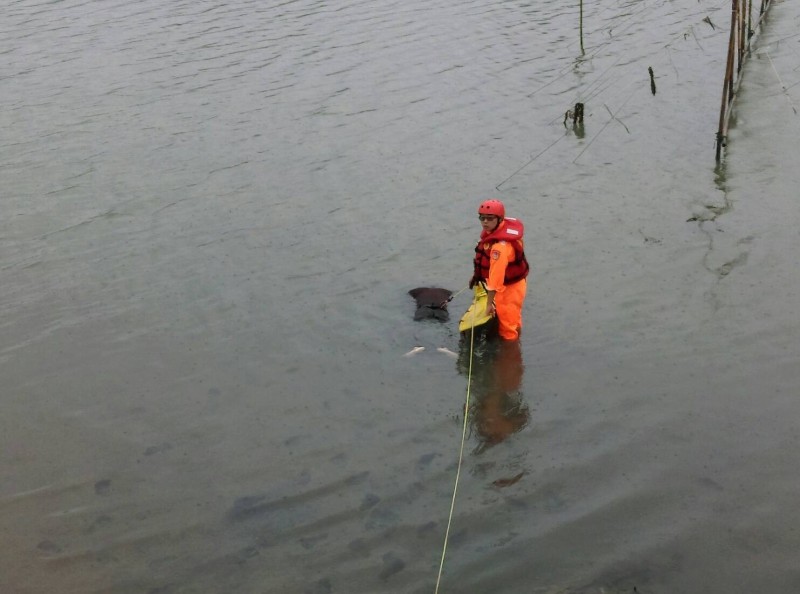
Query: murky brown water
3 0 800 592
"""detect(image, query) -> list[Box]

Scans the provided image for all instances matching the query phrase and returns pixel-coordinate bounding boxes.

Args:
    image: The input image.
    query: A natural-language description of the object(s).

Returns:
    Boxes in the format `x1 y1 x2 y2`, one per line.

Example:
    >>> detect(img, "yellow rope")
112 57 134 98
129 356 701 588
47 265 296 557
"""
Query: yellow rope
434 300 478 593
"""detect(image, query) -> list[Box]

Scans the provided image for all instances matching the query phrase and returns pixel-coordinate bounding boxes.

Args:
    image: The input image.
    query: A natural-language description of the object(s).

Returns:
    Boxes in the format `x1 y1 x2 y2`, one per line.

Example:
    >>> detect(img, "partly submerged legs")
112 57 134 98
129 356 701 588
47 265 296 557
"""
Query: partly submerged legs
494 278 526 341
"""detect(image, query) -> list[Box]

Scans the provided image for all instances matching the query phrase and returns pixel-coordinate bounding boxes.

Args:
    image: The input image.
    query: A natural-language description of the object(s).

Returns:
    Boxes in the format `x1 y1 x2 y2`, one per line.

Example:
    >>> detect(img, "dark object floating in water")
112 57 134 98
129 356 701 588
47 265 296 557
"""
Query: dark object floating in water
408 287 452 321
94 479 112 496
37 540 62 554
379 552 406 580
564 102 585 127
304 577 332 594
492 472 524 488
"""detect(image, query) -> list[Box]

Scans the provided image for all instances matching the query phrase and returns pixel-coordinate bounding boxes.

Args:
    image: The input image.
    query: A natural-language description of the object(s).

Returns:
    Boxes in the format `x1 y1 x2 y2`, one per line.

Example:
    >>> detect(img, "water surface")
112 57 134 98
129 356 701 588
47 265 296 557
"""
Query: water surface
2 0 800 592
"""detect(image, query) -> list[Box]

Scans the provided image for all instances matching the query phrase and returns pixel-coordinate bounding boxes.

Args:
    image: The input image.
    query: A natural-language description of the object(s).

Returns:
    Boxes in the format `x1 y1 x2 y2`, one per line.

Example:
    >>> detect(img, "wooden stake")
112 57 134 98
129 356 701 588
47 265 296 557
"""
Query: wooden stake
716 0 738 161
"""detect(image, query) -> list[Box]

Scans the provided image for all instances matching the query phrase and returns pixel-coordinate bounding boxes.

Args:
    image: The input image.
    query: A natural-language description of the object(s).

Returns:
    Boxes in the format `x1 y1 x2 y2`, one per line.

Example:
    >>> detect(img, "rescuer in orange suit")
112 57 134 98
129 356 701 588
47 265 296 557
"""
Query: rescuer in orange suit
469 199 529 341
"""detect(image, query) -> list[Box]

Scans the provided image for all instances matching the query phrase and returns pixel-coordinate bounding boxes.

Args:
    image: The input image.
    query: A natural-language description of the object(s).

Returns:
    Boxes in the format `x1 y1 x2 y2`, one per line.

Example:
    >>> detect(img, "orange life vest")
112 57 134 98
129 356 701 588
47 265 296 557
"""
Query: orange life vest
473 218 530 285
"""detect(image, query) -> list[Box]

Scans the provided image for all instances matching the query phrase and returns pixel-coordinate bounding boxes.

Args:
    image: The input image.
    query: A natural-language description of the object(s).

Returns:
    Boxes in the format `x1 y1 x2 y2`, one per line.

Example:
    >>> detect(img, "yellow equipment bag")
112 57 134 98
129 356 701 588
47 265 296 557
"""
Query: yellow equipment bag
458 284 495 332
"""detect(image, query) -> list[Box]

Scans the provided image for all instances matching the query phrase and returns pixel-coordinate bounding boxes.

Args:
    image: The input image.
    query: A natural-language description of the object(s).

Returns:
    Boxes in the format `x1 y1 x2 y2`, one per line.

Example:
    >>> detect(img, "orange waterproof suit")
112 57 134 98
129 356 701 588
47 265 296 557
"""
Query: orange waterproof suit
474 219 529 340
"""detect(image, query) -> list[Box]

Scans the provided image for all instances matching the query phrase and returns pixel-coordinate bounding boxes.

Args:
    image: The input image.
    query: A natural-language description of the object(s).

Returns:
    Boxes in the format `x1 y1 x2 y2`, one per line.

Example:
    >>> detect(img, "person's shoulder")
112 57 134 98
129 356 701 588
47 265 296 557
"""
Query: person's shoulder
490 241 513 261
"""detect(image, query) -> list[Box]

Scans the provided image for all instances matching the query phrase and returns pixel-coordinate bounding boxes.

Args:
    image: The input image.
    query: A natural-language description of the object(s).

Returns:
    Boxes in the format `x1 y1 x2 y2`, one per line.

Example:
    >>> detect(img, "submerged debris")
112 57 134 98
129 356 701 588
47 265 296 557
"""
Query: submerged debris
564 102 585 128
491 472 525 488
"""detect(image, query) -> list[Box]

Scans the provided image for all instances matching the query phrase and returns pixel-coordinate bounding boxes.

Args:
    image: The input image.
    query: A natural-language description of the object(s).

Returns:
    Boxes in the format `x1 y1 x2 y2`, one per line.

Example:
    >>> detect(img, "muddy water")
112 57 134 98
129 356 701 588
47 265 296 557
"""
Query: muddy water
2 0 800 592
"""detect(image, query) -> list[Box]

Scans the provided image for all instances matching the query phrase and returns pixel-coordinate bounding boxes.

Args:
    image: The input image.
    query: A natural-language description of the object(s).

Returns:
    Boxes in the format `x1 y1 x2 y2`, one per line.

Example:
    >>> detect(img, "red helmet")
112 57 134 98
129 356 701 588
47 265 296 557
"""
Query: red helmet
478 199 505 218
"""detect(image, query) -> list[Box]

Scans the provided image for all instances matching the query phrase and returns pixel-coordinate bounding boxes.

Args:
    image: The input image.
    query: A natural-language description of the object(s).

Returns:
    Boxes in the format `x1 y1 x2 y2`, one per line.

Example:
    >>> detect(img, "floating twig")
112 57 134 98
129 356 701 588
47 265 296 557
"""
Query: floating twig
603 103 630 133
649 66 656 95
492 472 525 488
690 26 704 52
666 47 680 81
573 89 638 163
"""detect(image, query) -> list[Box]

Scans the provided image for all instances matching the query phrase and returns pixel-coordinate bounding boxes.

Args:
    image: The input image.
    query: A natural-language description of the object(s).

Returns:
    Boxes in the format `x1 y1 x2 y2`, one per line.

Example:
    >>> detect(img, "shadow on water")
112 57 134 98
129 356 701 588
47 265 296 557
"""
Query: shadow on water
456 325 530 457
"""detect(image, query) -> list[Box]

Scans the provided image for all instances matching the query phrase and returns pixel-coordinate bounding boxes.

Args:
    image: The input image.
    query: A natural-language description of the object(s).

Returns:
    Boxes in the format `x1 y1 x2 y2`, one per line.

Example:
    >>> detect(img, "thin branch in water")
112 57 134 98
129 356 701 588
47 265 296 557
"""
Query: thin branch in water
690 26 705 52
573 89 638 164
665 46 680 81
604 103 630 133
765 50 798 114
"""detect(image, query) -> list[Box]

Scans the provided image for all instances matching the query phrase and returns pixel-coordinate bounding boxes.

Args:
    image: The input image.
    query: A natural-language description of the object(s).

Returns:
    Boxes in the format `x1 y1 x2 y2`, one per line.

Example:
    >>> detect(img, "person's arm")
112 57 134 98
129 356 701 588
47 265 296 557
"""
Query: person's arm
484 242 511 316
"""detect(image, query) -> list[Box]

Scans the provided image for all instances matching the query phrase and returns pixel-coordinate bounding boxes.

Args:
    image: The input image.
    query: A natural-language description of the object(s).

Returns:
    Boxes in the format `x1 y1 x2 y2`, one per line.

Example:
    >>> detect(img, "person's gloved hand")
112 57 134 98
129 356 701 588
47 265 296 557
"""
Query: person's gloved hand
468 276 479 289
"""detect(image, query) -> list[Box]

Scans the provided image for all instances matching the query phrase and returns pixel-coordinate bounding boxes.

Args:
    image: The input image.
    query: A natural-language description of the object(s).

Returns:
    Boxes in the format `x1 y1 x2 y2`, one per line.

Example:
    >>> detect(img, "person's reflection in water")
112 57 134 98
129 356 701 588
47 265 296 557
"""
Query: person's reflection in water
457 332 529 453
